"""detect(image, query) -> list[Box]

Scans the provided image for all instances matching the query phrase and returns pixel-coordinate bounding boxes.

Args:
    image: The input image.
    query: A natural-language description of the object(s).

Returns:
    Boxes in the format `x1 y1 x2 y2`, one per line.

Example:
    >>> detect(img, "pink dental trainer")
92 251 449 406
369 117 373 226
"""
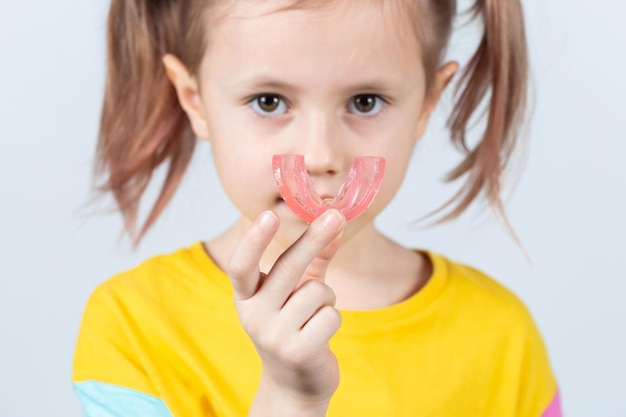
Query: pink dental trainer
272 154 386 223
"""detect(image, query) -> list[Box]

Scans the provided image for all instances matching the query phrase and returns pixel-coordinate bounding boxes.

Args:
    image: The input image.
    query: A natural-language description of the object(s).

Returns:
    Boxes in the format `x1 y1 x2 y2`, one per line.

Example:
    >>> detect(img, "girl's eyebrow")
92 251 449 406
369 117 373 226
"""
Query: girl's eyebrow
244 77 296 91
239 75 399 94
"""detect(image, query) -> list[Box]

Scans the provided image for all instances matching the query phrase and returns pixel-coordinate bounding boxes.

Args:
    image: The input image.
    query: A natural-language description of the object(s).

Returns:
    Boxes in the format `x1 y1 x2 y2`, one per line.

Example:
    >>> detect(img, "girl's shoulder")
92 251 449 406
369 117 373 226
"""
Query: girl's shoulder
425 250 540 330
99 241 226 293
82 242 231 322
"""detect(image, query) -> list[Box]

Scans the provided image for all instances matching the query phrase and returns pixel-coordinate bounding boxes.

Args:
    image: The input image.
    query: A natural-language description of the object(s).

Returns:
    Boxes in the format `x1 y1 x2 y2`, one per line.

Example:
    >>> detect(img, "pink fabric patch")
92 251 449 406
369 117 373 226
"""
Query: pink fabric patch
541 390 563 417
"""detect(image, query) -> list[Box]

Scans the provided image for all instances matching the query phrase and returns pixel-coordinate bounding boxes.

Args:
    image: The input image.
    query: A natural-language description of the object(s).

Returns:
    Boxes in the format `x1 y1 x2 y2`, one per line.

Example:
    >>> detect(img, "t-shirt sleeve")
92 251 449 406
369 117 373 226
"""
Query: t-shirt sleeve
541 390 563 417
74 381 173 417
455 262 563 416
514 303 563 417
72 281 173 417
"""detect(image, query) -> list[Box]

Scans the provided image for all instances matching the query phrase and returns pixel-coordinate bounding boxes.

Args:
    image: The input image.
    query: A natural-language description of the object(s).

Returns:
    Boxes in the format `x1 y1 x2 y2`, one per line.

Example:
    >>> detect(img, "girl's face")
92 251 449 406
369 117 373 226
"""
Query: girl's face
169 1 454 245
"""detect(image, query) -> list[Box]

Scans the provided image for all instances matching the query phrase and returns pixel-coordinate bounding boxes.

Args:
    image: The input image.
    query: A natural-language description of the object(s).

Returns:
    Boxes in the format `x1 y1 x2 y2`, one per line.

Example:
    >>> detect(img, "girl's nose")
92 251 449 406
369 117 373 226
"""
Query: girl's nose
299 112 345 177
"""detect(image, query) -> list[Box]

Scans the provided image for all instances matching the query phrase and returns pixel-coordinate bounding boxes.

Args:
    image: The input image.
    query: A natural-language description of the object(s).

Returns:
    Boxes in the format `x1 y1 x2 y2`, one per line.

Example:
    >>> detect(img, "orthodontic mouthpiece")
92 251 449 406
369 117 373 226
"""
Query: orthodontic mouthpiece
272 154 386 223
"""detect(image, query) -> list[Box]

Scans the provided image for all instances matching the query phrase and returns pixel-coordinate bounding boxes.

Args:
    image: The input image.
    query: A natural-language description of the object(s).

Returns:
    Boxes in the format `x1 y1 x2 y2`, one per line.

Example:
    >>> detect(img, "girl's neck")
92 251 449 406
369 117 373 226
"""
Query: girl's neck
324 231 432 310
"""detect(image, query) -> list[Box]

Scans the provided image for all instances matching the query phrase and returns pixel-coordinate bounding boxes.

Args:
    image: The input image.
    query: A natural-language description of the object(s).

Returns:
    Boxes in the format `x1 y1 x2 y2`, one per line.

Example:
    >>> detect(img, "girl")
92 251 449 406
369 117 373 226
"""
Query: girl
72 0 562 416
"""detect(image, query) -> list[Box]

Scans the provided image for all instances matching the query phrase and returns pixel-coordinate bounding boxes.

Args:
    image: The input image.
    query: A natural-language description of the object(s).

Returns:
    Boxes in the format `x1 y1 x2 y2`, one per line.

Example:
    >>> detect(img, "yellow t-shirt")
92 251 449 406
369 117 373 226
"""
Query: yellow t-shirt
72 242 561 416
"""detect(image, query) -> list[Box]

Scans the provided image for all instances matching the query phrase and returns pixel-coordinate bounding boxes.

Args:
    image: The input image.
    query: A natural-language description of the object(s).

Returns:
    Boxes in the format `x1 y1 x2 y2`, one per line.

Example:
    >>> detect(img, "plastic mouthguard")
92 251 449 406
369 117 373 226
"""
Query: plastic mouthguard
272 154 386 223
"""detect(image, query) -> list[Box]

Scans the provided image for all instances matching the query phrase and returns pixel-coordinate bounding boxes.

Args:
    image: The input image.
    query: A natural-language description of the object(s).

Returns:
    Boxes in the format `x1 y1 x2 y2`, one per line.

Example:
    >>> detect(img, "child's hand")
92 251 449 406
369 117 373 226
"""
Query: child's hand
228 209 346 416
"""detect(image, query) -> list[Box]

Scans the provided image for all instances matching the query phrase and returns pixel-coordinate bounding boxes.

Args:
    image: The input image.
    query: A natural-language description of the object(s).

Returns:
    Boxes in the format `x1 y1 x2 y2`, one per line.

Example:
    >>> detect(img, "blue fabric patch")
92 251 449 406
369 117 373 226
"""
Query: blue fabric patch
74 381 173 417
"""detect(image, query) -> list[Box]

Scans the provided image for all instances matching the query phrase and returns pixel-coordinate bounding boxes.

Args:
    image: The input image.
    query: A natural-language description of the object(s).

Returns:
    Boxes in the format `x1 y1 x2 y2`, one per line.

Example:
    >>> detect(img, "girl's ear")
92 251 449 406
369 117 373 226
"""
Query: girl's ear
415 61 459 140
162 54 210 141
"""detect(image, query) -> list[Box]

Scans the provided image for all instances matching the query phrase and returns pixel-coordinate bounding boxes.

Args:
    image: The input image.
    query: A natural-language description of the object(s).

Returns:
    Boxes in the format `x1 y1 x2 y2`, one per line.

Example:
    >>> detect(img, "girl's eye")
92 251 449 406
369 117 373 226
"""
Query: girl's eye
251 94 288 115
348 95 384 116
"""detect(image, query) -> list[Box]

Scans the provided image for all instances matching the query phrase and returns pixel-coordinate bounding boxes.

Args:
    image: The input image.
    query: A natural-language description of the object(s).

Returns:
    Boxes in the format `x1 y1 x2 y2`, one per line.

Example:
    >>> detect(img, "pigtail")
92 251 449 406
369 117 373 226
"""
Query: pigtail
431 0 529 237
94 0 196 246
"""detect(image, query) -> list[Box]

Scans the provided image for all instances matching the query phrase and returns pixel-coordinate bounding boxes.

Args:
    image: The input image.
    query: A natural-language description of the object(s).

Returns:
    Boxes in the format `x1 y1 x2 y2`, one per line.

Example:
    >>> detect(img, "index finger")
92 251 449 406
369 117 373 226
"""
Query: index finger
227 211 280 301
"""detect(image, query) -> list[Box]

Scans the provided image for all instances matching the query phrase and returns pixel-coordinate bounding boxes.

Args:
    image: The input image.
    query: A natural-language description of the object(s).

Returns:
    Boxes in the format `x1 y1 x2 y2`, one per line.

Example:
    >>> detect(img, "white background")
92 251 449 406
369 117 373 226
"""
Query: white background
1 1 624 416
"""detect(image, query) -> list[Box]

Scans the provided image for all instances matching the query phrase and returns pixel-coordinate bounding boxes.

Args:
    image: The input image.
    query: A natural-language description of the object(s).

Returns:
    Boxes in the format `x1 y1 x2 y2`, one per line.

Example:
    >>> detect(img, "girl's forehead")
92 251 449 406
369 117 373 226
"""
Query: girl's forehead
212 0 418 50
201 1 424 87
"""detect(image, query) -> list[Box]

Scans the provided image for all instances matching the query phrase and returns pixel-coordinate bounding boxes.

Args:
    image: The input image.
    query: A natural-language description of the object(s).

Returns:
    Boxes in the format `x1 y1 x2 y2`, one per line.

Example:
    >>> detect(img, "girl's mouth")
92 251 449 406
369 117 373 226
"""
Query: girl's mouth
272 154 385 223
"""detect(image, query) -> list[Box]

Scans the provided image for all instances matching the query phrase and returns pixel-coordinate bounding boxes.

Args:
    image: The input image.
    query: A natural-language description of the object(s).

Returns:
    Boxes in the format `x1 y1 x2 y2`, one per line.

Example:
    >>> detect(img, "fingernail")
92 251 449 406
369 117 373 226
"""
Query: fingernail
258 211 277 231
321 209 344 230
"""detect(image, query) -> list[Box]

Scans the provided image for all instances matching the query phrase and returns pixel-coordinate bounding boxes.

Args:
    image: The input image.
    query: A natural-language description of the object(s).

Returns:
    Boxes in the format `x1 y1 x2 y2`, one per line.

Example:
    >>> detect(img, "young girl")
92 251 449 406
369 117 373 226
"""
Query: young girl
72 0 562 416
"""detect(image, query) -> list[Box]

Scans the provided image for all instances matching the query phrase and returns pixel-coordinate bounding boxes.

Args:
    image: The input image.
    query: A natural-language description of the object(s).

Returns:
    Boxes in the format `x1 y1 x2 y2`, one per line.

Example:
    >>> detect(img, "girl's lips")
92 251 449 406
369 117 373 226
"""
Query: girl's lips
272 154 386 223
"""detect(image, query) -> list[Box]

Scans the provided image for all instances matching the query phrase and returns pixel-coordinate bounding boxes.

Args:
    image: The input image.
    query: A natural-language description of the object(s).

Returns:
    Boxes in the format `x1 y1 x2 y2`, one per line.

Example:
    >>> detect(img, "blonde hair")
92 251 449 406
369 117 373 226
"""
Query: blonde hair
95 0 529 245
